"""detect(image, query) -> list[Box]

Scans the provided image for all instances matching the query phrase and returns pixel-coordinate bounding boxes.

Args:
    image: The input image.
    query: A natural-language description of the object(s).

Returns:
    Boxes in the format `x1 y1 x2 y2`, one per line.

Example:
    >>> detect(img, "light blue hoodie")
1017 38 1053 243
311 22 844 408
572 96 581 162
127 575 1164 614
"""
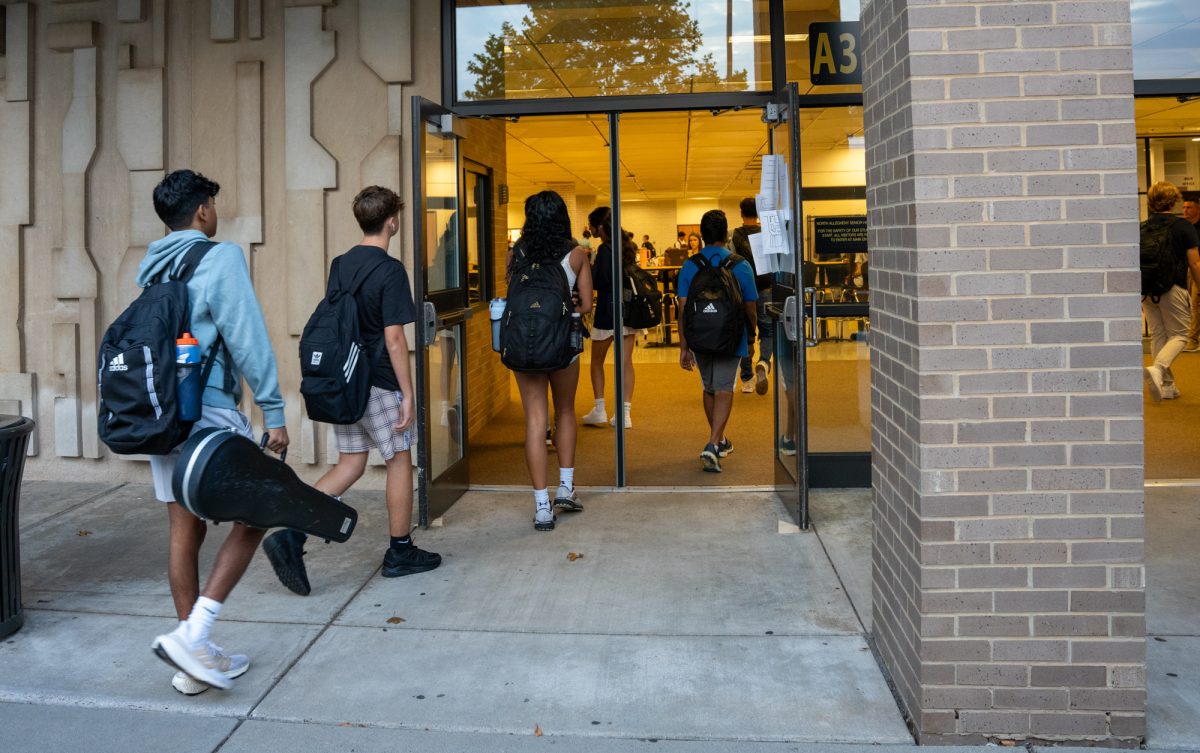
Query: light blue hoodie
136 229 286 428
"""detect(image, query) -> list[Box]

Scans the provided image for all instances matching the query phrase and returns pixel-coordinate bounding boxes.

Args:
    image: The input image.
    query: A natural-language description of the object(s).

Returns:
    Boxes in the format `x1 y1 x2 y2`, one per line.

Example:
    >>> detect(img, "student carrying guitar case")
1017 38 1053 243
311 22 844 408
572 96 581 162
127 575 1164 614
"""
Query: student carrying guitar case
171 427 358 542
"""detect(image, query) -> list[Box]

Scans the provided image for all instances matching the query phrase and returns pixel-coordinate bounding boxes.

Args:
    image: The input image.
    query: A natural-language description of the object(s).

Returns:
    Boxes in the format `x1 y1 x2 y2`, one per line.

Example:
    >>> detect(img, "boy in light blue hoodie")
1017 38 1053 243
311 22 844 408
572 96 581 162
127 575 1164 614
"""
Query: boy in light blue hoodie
141 170 290 695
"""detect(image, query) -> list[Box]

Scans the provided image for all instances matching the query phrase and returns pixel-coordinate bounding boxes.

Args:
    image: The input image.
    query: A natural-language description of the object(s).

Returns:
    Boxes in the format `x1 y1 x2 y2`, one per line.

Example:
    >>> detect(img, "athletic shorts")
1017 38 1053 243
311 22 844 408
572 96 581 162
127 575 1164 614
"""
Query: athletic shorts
591 326 646 341
334 386 412 461
149 406 254 502
693 352 741 393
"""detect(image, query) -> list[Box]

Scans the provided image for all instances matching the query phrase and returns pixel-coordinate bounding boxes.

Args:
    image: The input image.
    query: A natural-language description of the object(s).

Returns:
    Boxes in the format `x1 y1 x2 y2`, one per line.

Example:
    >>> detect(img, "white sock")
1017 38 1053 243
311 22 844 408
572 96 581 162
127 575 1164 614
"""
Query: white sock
623 402 631 414
559 468 574 490
594 398 606 412
184 596 222 645
534 488 550 507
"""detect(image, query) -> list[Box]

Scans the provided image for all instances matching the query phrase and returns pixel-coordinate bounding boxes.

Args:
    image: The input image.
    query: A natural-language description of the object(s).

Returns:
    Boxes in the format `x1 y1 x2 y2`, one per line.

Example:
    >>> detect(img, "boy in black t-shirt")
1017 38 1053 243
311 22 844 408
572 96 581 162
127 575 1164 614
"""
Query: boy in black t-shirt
262 187 440 595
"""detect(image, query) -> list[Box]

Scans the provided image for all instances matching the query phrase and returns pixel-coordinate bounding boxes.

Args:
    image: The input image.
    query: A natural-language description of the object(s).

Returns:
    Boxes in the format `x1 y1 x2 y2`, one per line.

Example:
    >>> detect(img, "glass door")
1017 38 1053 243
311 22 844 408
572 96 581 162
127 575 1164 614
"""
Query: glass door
767 82 808 528
412 97 470 525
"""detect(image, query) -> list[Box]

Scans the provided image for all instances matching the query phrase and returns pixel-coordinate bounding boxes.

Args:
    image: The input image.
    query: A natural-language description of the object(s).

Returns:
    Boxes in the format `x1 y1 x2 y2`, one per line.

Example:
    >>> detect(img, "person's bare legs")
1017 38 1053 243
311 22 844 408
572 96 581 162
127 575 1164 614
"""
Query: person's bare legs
514 371 551 489
550 361 580 470
200 523 267 603
590 337 612 400
621 333 636 403
167 503 208 621
383 450 414 537
706 390 734 448
314 452 368 498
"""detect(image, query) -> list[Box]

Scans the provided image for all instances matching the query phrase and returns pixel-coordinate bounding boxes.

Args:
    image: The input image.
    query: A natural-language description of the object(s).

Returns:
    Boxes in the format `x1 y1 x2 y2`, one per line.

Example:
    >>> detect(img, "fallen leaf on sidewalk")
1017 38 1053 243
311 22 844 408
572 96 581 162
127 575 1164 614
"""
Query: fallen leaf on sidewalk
386 616 405 624
534 725 543 736
567 552 583 561
76 530 91 537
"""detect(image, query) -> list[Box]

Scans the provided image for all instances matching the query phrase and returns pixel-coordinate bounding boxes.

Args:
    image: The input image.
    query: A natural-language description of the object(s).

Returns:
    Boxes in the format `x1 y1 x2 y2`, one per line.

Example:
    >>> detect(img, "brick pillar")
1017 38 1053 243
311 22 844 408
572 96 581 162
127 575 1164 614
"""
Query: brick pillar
861 0 1146 744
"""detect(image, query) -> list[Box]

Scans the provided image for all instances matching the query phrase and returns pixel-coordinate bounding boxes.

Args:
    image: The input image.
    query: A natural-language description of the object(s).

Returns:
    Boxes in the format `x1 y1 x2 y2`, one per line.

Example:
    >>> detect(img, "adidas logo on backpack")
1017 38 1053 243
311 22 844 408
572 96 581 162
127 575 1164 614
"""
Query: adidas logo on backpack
108 354 129 372
702 303 718 314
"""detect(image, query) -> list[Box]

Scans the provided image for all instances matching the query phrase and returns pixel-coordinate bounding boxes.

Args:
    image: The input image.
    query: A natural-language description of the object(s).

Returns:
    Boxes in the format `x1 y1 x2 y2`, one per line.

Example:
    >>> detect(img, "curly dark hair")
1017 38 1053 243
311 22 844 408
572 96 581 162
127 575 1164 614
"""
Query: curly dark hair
587 206 638 267
515 191 574 263
153 170 219 230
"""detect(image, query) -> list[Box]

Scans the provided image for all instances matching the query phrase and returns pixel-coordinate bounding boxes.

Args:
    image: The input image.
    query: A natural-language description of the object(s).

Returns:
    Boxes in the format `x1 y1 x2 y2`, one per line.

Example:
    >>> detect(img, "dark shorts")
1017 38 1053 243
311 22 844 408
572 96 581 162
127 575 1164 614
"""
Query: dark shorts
694 352 741 393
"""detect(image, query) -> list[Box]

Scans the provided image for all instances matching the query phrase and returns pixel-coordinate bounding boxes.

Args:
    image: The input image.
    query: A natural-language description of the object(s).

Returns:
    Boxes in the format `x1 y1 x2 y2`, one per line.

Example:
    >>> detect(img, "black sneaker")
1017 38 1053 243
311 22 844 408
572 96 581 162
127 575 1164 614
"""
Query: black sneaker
262 529 310 596
382 544 442 577
717 437 733 457
700 443 721 473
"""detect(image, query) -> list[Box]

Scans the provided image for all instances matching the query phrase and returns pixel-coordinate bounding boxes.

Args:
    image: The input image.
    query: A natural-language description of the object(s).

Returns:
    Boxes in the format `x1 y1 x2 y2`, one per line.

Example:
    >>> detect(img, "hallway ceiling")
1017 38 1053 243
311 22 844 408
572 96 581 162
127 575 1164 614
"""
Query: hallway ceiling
502 106 863 202
1136 96 1200 136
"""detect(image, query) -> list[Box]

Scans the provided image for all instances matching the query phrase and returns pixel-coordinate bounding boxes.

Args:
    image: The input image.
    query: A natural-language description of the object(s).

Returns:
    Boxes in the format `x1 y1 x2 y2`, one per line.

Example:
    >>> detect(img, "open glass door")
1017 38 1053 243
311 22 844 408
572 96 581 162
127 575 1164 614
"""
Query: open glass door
412 97 470 526
768 83 809 529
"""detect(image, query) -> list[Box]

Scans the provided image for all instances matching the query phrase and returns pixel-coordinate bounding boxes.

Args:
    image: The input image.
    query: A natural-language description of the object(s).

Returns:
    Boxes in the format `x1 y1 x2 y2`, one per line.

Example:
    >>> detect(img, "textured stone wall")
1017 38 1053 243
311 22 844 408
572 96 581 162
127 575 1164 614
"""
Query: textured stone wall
0 0 512 485
862 0 1145 744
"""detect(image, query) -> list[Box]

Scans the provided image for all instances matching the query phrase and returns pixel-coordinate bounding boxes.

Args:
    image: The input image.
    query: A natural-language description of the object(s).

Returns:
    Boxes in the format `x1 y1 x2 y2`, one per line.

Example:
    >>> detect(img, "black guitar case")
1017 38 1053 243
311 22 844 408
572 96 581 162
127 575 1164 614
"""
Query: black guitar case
171 428 358 543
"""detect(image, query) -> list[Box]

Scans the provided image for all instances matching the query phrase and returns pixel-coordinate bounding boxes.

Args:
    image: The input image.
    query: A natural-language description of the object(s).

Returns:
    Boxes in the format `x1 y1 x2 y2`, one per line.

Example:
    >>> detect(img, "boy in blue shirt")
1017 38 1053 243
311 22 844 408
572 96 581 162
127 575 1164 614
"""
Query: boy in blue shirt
676 209 759 472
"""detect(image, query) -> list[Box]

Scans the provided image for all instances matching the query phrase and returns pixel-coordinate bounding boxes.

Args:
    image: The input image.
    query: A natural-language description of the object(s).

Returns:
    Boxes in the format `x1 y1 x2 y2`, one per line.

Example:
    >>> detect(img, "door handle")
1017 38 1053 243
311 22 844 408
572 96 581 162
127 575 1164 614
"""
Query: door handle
422 301 437 348
805 287 819 348
783 295 798 343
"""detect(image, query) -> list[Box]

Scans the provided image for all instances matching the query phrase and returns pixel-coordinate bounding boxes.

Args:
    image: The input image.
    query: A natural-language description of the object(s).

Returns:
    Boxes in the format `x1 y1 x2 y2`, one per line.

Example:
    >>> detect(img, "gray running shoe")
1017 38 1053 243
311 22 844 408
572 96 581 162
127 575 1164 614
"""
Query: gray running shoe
152 626 231 690
700 443 721 473
172 641 249 695
534 503 556 531
554 485 583 512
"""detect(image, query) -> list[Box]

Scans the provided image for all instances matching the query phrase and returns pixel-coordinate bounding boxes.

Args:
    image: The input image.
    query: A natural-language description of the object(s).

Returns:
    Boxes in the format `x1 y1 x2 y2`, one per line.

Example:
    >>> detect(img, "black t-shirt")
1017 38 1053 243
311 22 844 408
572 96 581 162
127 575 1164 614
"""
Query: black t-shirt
730 224 770 291
328 245 416 391
1150 213 1200 289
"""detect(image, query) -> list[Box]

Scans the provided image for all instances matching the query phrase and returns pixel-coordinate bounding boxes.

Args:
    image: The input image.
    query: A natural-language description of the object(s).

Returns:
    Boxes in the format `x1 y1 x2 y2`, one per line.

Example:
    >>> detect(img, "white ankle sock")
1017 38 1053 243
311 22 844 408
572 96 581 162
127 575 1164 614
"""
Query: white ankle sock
623 402 631 414
594 398 606 411
184 596 222 645
534 488 550 507
559 468 574 490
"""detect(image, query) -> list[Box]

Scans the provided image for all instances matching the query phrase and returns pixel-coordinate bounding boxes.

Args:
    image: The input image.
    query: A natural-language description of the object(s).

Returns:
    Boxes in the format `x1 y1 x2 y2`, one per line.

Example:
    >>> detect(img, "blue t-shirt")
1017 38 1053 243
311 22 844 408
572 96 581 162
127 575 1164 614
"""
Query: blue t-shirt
677 245 759 358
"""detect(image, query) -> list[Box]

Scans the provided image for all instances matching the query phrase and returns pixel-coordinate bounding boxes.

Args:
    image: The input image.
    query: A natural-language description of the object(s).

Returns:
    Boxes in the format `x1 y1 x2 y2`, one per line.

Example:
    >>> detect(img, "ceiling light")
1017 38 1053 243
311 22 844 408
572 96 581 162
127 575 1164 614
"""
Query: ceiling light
848 136 865 149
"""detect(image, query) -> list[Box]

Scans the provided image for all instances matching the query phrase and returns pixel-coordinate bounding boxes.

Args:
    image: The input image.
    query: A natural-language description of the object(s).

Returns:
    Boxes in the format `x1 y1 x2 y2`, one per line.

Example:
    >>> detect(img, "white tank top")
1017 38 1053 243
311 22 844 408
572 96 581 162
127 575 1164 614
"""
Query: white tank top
560 247 578 289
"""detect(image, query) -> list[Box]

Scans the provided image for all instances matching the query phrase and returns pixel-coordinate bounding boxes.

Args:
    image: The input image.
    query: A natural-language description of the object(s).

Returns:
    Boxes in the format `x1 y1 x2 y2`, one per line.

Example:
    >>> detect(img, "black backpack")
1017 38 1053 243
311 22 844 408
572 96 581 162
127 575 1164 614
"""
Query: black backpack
1140 214 1185 299
98 241 223 455
299 255 391 424
681 252 746 356
501 242 579 372
623 263 663 329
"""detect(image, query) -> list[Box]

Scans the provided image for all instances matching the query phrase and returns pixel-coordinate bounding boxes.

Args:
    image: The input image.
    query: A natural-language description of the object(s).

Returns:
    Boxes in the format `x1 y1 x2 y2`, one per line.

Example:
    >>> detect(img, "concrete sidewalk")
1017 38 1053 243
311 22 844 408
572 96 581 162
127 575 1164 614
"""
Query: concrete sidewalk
0 482 1196 751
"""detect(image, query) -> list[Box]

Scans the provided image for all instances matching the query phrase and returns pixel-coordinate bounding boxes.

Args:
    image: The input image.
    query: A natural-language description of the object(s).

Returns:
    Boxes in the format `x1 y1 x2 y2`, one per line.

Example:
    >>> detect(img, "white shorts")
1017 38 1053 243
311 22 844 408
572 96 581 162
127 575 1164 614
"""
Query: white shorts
149 406 254 502
334 386 413 461
592 326 646 341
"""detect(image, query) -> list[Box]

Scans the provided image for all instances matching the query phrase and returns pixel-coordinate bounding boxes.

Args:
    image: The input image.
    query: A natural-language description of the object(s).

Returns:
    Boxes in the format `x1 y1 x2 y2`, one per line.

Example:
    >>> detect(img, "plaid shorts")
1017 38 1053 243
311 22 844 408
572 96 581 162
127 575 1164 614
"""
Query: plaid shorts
334 386 413 461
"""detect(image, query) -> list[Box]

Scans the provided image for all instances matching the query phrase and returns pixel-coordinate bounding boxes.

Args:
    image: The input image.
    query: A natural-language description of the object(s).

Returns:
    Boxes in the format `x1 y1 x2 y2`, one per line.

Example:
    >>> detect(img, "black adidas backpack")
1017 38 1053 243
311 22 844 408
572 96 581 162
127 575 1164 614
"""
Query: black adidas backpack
500 242 579 372
623 262 663 330
299 255 391 424
98 241 223 455
681 252 747 356
1140 214 1185 300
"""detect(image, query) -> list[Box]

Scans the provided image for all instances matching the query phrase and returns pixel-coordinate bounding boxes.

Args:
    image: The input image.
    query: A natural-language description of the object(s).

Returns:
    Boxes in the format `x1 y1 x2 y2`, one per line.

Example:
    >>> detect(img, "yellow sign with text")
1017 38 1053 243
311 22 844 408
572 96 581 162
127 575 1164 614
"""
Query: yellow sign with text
808 22 862 86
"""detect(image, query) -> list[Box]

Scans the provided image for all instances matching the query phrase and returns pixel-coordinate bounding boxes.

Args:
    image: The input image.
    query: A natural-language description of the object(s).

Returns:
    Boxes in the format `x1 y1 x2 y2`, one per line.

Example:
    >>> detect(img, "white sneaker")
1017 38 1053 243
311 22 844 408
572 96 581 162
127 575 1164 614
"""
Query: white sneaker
1163 383 1181 400
1144 365 1164 403
741 379 754 393
171 641 250 695
534 503 555 531
609 410 632 429
754 361 770 395
554 485 583 512
581 406 608 426
152 627 232 690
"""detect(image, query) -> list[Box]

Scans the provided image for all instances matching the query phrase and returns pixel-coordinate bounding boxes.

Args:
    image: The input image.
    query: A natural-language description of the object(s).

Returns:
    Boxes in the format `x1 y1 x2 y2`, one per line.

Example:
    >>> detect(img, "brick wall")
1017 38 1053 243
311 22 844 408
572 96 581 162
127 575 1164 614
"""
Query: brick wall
461 118 512 444
861 0 1145 744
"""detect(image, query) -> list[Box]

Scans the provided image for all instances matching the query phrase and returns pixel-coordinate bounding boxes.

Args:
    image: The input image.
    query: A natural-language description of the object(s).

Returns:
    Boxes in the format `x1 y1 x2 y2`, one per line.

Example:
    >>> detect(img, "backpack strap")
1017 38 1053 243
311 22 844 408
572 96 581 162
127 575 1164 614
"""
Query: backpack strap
332 255 395 299
170 240 219 283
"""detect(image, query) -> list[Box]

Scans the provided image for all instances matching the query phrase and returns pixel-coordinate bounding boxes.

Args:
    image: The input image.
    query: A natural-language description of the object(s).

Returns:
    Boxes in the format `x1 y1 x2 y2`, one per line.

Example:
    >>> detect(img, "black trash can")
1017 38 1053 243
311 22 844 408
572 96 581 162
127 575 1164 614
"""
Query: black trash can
0 415 35 639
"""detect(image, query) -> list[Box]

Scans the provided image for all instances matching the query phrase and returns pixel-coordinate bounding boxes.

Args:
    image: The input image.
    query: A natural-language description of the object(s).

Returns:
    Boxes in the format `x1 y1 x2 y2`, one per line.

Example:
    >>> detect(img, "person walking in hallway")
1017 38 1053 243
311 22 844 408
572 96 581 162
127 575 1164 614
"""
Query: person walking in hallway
262 186 440 597
1142 181 1200 401
1183 193 1200 353
506 191 593 530
138 170 290 694
581 206 641 429
730 197 773 395
677 209 758 472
